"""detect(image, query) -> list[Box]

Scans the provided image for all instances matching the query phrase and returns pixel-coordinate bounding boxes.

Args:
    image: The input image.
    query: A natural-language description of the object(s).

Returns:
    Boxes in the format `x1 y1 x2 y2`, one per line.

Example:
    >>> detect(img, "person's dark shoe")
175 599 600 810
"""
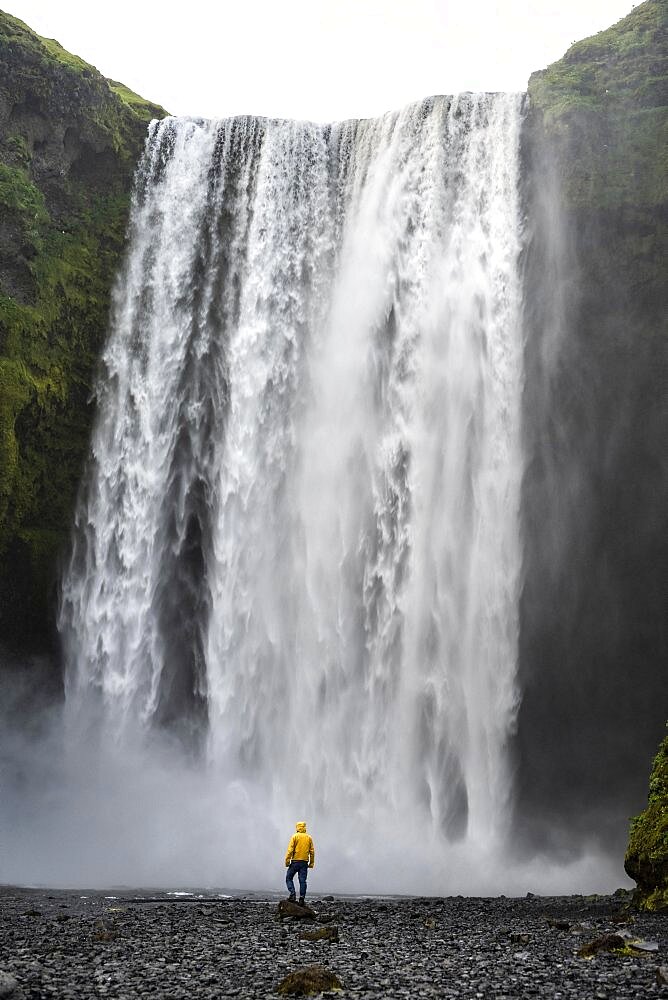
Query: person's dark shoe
298 898 305 906
287 894 296 902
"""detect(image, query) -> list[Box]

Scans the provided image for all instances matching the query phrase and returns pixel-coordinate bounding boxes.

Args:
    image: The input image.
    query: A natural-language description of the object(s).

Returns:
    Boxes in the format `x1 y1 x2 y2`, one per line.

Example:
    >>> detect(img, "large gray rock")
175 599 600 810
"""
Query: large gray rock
0 971 18 998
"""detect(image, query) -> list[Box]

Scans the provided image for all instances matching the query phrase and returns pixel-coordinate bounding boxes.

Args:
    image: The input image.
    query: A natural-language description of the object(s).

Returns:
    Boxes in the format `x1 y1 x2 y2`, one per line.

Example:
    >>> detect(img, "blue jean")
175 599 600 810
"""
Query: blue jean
286 860 308 899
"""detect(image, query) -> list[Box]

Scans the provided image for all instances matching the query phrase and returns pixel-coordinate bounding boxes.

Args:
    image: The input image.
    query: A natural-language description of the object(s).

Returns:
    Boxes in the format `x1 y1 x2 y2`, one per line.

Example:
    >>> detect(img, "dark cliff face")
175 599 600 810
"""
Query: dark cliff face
517 0 667 852
0 11 167 656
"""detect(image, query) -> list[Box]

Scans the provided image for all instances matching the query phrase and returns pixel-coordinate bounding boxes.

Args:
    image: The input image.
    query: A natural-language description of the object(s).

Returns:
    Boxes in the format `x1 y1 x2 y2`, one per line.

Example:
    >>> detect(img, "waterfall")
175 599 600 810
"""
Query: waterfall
59 94 525 889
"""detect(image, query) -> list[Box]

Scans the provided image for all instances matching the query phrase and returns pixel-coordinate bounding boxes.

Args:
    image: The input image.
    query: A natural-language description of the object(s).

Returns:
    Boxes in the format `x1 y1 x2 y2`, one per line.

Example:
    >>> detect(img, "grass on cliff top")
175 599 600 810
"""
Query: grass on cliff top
527 0 667 210
0 9 167 122
529 0 667 119
107 80 167 122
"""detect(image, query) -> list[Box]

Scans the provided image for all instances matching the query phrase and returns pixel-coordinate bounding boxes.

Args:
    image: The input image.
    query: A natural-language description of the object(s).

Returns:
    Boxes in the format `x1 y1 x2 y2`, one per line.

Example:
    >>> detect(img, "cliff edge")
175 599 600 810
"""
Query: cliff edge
0 11 167 653
516 0 667 858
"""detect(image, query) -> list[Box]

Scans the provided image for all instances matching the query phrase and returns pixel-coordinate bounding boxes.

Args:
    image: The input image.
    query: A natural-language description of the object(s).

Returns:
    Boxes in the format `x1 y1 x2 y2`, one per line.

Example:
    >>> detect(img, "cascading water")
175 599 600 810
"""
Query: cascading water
59 94 526 891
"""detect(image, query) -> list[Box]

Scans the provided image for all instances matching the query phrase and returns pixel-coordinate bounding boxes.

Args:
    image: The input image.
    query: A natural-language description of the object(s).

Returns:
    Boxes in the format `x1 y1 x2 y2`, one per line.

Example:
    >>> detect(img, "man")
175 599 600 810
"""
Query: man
284 821 315 905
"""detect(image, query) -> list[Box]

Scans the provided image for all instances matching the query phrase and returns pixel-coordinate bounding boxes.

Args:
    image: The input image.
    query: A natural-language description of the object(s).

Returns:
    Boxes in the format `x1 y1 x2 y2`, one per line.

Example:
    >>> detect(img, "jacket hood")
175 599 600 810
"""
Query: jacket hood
295 822 307 833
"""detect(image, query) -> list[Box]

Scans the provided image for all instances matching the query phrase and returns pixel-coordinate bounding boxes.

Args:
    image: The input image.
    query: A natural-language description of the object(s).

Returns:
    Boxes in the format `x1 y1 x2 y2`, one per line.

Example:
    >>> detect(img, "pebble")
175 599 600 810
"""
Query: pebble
0 888 665 998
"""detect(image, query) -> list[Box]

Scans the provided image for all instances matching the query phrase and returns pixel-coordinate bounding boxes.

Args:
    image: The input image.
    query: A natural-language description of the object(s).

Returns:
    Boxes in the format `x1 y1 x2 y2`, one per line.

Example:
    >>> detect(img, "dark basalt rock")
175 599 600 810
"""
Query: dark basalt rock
276 900 316 921
577 933 626 958
0 889 666 999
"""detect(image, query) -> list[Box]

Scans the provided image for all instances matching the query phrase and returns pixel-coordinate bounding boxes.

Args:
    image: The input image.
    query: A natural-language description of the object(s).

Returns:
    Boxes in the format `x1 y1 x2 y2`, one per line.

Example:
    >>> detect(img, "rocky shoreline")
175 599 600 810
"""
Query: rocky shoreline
0 887 665 998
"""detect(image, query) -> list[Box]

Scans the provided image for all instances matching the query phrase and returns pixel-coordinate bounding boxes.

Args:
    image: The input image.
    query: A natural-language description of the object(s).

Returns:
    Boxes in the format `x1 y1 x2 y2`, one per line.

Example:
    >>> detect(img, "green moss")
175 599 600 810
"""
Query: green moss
3 134 32 166
0 358 33 518
0 163 49 246
625 730 668 912
37 34 94 76
0 11 166 121
108 80 167 121
530 0 666 116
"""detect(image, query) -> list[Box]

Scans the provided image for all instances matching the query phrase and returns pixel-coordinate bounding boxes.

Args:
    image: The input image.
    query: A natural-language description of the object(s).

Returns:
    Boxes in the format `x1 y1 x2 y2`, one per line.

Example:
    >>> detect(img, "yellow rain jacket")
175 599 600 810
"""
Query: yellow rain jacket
285 822 315 868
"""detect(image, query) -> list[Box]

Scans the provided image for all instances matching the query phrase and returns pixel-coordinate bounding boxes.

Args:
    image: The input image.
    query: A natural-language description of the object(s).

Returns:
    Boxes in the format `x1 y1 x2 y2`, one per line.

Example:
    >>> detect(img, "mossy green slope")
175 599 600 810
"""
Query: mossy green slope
0 10 167 650
528 0 667 211
625 733 668 911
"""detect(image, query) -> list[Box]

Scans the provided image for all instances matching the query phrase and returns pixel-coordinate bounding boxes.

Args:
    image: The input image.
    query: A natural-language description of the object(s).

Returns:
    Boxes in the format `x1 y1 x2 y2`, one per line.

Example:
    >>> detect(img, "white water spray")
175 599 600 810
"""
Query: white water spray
58 95 526 891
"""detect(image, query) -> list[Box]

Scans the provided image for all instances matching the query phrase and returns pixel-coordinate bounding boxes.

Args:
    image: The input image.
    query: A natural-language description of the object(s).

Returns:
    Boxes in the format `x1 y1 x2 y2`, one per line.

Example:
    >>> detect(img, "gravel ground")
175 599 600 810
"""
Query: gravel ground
0 886 666 998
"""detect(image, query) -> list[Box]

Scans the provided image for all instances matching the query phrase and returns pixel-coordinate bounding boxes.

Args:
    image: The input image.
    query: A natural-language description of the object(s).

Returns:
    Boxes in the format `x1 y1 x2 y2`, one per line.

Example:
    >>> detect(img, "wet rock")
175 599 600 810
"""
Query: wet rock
656 965 668 985
0 971 18 998
299 926 339 943
92 920 118 942
277 900 316 921
277 964 342 995
626 937 658 953
546 917 571 930
1 887 666 999
577 934 626 958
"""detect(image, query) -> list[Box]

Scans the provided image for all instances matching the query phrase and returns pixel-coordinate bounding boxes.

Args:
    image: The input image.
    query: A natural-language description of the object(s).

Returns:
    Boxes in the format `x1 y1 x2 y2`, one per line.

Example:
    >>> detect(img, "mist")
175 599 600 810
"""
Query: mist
1 656 632 896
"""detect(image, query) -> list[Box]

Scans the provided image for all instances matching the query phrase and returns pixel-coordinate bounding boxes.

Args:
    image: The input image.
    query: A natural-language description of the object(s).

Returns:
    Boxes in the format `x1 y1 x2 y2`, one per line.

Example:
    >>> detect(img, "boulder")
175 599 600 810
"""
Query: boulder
277 964 342 996
0 971 18 998
300 926 339 943
577 934 625 958
277 900 316 921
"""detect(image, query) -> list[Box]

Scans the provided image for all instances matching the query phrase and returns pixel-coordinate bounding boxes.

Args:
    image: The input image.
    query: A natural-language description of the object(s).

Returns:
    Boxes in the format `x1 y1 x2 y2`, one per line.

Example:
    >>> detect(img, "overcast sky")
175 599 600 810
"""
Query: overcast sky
5 0 636 121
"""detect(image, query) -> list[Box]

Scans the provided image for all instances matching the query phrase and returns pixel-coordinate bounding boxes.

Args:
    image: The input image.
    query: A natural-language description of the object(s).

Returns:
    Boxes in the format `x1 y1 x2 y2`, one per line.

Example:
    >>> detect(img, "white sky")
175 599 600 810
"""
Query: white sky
4 0 637 121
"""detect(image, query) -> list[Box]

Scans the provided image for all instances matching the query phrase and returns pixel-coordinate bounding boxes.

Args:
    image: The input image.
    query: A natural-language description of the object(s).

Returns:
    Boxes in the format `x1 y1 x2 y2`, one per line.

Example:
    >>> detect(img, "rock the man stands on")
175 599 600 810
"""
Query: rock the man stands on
285 821 315 905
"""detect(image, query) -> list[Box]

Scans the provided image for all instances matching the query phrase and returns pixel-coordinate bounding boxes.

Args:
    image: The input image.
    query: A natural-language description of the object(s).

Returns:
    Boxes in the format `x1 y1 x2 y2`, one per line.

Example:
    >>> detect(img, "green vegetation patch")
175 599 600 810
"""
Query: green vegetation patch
625 730 668 911
528 0 668 210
